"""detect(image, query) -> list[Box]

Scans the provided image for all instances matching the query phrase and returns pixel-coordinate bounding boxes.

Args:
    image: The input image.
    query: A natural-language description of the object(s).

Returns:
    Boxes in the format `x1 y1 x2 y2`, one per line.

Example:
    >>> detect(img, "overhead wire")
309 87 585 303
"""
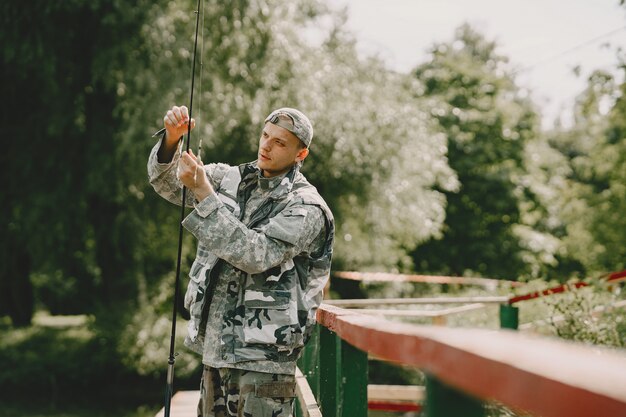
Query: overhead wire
512 25 626 74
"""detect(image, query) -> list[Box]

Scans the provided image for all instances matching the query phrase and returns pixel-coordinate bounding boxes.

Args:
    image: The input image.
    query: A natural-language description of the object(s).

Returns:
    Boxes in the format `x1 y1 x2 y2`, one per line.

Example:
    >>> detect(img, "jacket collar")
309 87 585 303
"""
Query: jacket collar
239 160 300 199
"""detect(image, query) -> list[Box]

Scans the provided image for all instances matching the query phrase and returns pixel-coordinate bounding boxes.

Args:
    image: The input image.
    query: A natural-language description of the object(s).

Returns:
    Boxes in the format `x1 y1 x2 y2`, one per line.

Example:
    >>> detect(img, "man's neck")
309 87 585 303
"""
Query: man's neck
260 164 296 179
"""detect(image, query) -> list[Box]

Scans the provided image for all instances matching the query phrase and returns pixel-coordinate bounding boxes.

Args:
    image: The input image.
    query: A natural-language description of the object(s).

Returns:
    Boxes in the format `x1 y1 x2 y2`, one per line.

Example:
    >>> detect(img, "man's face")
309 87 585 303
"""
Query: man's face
257 122 308 177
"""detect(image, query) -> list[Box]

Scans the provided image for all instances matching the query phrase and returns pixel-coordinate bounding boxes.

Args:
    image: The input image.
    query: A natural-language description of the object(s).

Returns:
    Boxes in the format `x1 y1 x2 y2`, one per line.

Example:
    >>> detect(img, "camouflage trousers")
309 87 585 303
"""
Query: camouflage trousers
198 366 296 417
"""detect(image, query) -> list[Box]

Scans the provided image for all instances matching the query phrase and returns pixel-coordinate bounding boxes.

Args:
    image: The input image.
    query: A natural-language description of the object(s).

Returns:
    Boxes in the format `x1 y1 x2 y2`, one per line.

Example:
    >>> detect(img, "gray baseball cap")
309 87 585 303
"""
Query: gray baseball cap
264 107 314 147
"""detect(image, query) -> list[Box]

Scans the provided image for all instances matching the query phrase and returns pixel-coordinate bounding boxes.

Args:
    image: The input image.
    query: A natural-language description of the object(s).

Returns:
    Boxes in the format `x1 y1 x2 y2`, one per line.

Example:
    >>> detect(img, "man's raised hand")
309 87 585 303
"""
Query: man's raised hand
164 105 196 146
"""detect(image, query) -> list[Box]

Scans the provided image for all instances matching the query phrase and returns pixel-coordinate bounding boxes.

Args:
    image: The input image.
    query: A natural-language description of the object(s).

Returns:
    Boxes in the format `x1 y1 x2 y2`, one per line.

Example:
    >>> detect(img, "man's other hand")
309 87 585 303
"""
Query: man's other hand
178 149 213 201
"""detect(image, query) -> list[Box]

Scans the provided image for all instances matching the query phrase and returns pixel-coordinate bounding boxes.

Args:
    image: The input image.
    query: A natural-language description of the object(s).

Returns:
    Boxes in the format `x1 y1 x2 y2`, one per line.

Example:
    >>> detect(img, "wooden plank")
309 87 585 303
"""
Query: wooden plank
347 303 488 317
155 391 198 417
325 296 508 307
155 379 323 417
296 368 323 417
368 384 424 402
368 384 424 413
333 271 521 287
155 382 324 417
317 304 626 417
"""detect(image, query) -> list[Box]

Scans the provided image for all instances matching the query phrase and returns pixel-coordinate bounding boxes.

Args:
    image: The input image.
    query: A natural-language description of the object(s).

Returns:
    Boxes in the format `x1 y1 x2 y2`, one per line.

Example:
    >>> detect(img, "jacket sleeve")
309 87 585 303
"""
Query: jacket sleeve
147 136 229 207
181 193 325 274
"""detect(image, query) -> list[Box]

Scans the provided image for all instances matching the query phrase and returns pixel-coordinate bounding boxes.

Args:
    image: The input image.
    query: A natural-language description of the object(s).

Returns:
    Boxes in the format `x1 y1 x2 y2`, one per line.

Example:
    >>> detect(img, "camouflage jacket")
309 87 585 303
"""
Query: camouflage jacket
147 139 334 371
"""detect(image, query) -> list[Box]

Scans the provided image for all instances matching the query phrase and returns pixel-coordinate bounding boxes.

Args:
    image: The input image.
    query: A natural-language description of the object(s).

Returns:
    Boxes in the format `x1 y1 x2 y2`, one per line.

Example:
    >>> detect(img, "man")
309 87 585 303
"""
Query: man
147 105 334 417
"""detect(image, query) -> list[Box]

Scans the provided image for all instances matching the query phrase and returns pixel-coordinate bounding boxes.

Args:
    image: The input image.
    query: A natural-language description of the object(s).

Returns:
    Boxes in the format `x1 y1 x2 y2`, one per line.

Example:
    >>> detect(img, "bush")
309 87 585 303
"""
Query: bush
541 280 625 348
0 310 195 407
0 314 126 401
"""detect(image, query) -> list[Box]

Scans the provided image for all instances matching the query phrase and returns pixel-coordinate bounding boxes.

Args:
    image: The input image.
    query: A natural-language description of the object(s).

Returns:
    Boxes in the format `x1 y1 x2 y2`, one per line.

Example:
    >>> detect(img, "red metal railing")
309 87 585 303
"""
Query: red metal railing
508 270 626 304
333 271 522 287
303 303 626 417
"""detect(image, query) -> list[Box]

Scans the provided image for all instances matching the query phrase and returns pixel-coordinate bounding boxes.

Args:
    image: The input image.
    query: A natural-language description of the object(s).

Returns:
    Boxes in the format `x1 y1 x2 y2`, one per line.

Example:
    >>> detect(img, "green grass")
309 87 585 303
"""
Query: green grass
0 403 160 417
0 312 184 417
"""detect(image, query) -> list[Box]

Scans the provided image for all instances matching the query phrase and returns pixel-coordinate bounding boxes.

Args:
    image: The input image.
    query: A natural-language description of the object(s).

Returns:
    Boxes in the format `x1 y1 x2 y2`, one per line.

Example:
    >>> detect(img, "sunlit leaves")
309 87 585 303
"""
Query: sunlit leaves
411 24 541 280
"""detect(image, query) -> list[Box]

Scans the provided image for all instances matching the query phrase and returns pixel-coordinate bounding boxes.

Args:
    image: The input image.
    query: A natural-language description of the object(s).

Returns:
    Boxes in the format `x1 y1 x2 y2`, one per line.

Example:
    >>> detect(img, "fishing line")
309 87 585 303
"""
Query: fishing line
164 0 203 416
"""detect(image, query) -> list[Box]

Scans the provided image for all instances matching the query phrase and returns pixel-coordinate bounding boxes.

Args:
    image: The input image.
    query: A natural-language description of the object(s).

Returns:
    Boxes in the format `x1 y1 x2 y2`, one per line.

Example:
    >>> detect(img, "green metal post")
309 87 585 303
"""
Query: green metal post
296 325 321 417
425 374 485 417
499 304 519 330
295 395 303 417
319 326 342 417
341 340 368 417
299 324 321 397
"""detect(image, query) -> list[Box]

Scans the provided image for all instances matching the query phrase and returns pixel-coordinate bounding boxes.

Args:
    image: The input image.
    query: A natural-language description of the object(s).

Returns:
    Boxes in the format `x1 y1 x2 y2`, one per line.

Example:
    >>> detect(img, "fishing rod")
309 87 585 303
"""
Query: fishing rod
163 0 203 415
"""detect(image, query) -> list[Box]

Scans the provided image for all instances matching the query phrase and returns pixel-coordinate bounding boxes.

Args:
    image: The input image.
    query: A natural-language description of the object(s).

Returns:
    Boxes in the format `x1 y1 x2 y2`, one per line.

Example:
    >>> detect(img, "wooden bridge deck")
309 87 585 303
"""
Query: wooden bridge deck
155 391 199 417
155 384 422 417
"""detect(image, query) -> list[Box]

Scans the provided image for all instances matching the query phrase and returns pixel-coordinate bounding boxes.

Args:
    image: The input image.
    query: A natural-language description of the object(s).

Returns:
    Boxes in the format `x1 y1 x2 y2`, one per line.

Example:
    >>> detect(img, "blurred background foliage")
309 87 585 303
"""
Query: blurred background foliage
1 0 625 414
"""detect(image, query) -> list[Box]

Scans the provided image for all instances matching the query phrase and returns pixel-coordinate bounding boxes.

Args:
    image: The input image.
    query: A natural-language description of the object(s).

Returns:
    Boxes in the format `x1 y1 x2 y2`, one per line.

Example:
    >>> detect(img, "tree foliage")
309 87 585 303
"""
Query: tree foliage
536 69 626 276
411 25 541 280
1 0 172 323
0 0 457 339
2 2 625 384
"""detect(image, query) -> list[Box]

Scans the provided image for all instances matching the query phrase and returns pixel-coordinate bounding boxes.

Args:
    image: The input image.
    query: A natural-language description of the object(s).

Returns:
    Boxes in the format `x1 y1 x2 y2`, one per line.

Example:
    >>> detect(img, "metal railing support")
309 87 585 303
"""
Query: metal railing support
499 304 519 330
319 326 342 417
425 374 485 417
341 339 368 417
296 325 320 417
299 324 321 397
308 324 369 417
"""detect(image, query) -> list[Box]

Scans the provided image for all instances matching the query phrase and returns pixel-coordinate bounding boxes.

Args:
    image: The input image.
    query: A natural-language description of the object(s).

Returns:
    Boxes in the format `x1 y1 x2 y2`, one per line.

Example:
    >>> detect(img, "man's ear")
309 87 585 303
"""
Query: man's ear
296 147 309 163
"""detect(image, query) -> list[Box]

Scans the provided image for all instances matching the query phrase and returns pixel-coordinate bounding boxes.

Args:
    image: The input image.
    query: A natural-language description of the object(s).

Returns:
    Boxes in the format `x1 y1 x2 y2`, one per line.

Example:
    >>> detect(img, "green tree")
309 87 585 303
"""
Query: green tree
271 22 459 271
545 69 626 274
411 24 540 280
0 0 282 324
173 6 459 271
0 1 459 377
593 74 626 271
118 1 460 372
0 1 165 322
517 132 586 280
